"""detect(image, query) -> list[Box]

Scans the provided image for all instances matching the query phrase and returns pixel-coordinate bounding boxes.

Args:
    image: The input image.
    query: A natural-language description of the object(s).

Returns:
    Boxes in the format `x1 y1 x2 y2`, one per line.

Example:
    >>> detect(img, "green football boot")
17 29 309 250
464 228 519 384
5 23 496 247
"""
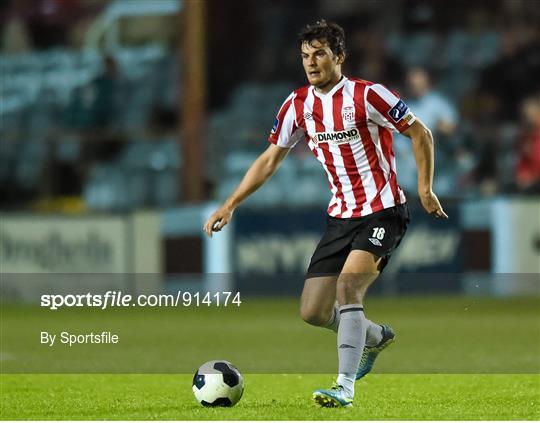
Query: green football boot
313 382 353 407
356 325 395 380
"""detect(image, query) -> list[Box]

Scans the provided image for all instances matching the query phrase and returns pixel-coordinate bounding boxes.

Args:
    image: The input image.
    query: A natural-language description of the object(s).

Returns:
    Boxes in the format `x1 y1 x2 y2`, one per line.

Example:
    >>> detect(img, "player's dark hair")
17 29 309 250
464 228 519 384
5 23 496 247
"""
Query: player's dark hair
299 19 346 58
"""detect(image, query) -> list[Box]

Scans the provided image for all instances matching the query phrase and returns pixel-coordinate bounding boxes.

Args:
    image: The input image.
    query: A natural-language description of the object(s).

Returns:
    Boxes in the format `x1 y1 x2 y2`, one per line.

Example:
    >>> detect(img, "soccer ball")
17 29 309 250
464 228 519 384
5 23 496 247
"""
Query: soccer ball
192 360 244 407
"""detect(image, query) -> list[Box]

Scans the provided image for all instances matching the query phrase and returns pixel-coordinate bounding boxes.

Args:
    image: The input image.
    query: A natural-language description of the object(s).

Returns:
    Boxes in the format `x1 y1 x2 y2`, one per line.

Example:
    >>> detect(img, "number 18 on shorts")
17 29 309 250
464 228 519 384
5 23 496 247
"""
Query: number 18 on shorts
307 204 410 276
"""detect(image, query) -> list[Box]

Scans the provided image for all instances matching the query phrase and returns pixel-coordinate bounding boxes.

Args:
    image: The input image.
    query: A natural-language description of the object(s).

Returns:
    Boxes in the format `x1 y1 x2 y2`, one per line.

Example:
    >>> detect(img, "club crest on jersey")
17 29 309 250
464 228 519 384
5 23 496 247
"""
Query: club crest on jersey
388 99 410 123
271 117 279 133
312 128 360 145
342 106 355 122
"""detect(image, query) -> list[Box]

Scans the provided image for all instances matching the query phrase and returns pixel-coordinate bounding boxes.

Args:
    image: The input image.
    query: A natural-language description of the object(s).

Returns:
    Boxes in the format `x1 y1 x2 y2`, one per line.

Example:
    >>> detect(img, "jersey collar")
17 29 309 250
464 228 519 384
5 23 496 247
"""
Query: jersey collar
312 75 348 98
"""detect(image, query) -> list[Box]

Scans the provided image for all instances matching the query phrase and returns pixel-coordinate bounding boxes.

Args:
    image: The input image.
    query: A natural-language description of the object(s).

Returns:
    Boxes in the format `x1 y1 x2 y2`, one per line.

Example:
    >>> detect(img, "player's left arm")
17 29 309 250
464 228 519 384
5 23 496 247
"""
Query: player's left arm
402 119 448 219
365 84 448 219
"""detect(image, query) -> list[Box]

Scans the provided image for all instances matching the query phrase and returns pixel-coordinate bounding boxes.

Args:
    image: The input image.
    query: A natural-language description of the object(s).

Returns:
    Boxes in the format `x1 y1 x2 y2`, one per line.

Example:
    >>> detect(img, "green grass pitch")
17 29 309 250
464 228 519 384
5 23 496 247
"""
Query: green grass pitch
2 374 539 420
1 296 539 420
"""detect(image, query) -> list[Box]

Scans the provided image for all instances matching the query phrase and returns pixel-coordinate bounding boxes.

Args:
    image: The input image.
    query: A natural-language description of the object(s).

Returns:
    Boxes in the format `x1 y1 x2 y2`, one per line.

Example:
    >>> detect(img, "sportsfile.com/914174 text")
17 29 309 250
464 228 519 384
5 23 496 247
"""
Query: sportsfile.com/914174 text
40 291 242 310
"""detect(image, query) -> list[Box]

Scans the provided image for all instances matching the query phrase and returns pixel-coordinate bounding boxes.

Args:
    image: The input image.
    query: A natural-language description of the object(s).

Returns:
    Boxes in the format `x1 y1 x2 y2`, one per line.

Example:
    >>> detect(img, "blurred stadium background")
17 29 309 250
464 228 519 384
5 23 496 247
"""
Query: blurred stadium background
1 0 539 298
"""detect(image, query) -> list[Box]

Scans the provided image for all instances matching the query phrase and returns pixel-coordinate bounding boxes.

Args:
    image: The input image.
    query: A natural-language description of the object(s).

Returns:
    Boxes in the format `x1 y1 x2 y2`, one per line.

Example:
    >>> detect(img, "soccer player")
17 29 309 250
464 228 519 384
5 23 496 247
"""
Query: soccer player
204 20 447 407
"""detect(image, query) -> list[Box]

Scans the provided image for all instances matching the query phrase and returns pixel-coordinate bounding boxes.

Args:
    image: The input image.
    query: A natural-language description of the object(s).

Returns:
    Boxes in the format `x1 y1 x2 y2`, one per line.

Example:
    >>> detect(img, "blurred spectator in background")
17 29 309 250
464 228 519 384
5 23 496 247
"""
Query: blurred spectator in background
66 54 125 193
50 54 126 202
67 55 122 136
394 67 459 197
88 55 122 133
406 67 457 136
515 93 540 193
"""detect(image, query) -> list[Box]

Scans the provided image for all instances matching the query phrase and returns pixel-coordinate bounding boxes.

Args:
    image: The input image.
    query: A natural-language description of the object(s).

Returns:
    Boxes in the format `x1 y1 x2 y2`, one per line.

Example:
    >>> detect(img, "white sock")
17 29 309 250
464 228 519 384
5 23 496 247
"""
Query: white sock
337 304 367 398
336 373 356 397
365 319 383 347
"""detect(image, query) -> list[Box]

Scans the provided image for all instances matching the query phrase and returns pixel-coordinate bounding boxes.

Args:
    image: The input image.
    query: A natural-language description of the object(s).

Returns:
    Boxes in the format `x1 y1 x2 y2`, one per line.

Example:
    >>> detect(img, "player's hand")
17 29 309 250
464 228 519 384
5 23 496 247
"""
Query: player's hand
203 205 234 238
419 191 448 219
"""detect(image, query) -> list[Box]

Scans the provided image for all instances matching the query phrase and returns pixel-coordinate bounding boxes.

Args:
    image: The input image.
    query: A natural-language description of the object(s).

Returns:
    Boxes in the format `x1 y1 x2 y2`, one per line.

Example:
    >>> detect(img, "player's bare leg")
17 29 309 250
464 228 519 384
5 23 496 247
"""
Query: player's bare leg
336 250 379 304
300 276 338 330
300 272 385 339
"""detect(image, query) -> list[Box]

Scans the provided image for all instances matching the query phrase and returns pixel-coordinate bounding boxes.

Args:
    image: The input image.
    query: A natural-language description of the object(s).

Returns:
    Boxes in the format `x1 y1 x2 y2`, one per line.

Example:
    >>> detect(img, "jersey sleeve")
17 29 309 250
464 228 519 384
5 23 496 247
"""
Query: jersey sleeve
366 84 416 133
268 92 305 148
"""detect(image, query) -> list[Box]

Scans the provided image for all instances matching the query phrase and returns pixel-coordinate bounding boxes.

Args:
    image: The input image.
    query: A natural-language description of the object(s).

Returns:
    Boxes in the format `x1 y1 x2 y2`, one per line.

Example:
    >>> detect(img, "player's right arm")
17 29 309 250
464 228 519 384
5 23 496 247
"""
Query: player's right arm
203 144 290 237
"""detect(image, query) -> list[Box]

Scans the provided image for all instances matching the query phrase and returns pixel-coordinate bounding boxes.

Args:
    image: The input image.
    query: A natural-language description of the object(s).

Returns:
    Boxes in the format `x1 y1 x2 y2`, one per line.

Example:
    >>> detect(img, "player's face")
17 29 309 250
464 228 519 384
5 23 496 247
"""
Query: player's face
301 39 343 91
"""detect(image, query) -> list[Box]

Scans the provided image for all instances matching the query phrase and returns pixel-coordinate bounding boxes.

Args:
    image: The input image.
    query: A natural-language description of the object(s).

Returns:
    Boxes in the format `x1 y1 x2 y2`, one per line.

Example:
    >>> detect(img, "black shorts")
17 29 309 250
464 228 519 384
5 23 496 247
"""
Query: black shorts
306 204 410 277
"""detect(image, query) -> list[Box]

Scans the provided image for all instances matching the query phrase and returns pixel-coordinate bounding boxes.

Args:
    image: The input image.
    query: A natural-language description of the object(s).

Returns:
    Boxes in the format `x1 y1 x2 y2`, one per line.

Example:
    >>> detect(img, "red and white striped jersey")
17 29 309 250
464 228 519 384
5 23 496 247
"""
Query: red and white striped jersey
268 76 416 218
